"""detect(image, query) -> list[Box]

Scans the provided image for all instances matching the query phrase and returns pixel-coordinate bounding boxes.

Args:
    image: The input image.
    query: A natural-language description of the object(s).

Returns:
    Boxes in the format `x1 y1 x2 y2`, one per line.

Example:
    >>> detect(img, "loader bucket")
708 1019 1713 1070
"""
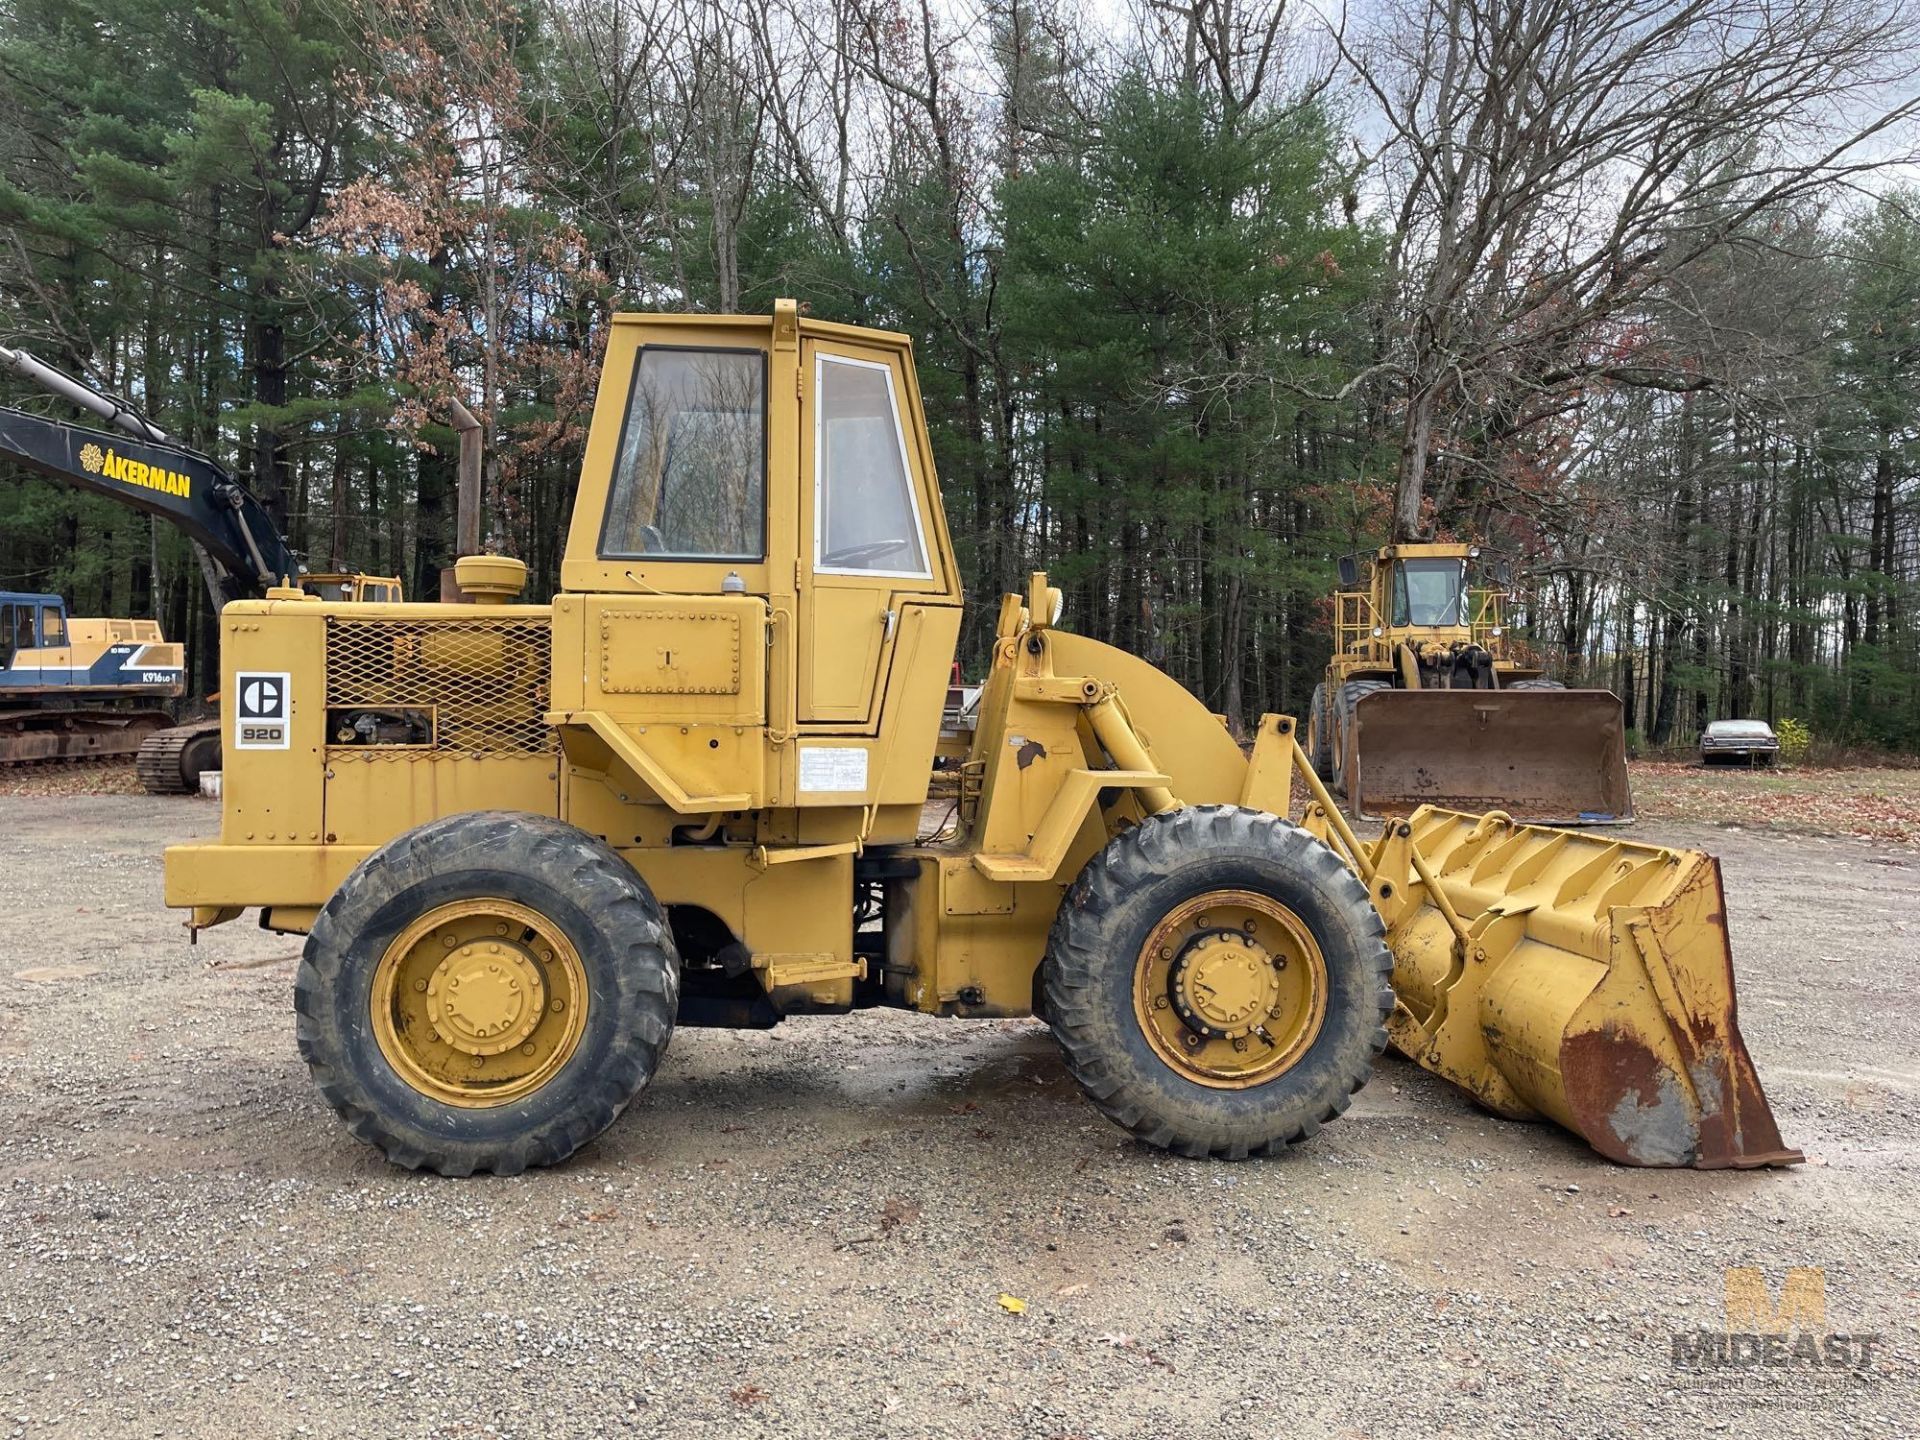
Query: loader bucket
1379 808 1800 1169
1347 688 1632 824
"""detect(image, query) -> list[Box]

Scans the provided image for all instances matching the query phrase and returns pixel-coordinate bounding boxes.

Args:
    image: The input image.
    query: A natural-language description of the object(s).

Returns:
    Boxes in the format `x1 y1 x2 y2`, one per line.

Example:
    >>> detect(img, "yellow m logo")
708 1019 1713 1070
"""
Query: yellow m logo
1724 1267 1826 1333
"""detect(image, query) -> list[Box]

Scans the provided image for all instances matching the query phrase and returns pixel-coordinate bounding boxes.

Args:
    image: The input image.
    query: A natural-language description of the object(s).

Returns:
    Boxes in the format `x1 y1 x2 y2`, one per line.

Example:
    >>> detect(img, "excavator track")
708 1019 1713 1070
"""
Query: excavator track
134 720 222 795
0 708 175 768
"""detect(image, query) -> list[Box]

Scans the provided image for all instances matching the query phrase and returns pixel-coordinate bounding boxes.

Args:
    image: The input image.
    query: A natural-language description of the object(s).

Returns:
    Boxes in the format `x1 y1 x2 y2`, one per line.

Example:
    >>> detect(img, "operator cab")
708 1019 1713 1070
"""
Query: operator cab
304 574 404 604
0 592 64 672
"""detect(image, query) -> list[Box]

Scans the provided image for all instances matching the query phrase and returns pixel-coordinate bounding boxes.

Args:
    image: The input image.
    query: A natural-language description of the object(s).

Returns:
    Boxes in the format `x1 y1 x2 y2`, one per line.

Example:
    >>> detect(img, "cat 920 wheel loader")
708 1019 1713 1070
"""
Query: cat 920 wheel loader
162 301 1795 1175
1306 545 1633 823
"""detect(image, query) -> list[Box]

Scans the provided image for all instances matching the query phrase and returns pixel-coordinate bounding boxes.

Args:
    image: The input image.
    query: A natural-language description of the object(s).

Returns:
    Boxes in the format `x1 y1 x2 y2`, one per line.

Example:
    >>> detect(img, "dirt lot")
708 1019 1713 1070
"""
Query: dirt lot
0 790 1914 1439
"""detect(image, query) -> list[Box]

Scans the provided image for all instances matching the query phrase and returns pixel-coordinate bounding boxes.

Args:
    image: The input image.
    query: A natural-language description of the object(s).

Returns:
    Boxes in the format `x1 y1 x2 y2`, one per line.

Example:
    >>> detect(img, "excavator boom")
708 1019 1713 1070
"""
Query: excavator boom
0 346 298 605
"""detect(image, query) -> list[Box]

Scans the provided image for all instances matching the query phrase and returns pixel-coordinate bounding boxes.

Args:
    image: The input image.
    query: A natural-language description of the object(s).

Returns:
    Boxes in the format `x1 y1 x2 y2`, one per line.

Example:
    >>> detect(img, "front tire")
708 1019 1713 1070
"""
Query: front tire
1333 679 1391 794
1042 806 1392 1159
296 811 679 1175
1307 683 1334 780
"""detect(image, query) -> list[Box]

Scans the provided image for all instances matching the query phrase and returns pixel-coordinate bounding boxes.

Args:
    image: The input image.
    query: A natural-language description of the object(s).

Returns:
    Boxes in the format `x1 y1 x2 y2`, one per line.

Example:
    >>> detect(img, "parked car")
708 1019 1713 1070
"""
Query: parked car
1700 719 1781 766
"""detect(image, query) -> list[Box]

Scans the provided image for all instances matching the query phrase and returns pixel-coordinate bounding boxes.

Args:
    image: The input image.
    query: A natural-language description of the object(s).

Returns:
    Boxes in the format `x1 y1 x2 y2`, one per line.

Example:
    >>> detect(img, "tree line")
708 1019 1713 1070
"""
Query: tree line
1 0 1916 752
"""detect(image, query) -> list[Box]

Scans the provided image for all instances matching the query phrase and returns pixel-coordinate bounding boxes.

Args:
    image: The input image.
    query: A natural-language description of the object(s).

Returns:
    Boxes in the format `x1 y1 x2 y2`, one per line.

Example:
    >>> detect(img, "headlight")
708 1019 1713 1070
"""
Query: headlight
1372 625 1383 638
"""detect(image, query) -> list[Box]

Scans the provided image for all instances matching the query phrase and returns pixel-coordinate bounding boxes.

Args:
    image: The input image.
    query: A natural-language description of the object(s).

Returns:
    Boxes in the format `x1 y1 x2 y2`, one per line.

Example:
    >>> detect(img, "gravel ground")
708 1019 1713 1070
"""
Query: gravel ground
0 795 1914 1439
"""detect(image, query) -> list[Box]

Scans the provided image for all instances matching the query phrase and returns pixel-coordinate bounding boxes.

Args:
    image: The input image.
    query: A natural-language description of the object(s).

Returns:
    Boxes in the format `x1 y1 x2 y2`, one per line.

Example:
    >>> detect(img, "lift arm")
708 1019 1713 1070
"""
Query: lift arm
0 345 298 605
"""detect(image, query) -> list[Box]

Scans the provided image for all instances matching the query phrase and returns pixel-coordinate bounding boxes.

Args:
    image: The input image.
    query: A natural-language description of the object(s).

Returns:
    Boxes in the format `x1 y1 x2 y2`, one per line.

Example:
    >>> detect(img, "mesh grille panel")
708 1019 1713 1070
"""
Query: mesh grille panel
325 617 553 754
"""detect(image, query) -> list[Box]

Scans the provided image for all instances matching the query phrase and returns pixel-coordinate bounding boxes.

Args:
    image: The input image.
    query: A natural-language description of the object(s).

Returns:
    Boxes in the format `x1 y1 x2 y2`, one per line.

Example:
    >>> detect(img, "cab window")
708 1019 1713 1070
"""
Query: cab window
39 606 65 647
0 603 14 665
814 355 929 576
10 604 34 655
1392 559 1466 626
602 348 765 559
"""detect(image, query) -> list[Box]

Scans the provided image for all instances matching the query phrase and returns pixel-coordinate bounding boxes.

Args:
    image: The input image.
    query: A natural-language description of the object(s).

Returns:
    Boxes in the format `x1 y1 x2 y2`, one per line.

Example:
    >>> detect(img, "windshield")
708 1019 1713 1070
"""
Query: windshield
601 347 766 559
1391 559 1466 626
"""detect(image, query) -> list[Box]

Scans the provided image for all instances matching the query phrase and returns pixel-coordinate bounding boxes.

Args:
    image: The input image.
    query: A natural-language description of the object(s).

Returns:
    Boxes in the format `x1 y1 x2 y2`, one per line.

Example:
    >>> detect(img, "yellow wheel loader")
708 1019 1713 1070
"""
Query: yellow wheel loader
1306 545 1633 823
164 302 1794 1175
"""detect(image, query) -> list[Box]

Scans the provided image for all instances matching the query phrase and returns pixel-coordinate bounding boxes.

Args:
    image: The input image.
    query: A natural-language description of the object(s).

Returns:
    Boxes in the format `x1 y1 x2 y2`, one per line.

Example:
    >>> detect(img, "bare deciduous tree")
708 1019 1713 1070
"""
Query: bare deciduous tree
1334 0 1920 539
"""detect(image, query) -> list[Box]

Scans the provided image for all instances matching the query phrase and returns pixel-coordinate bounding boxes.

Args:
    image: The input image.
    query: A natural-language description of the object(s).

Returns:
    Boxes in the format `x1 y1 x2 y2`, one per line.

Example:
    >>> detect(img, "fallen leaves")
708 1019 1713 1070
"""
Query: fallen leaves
0 759 147 797
1630 761 1920 845
996 1293 1027 1314
879 1197 921 1233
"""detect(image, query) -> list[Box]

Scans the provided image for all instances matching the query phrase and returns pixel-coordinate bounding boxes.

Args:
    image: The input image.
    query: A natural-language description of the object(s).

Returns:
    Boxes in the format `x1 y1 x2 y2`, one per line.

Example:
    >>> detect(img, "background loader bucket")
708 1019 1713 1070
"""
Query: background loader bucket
1347 688 1632 824
1380 809 1800 1169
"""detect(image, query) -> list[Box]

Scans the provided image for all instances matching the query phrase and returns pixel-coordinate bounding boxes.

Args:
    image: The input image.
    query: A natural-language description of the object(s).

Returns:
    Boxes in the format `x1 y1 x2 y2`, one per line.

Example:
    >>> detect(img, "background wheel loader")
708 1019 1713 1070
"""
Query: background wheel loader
163 301 1793 1176
1305 544 1633 823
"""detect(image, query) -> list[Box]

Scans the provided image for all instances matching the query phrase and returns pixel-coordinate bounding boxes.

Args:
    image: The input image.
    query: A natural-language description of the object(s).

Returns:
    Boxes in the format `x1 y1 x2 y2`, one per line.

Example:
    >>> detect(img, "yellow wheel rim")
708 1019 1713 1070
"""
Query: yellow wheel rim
370 899 589 1108
1132 888 1328 1090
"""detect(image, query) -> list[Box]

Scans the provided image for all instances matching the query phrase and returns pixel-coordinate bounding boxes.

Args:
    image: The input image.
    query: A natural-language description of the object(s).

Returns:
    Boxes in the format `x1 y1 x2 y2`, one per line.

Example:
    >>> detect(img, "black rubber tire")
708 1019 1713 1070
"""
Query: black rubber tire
179 732 221 790
1506 678 1566 691
295 810 679 1176
1041 805 1393 1159
1334 679 1391 789
1307 683 1334 780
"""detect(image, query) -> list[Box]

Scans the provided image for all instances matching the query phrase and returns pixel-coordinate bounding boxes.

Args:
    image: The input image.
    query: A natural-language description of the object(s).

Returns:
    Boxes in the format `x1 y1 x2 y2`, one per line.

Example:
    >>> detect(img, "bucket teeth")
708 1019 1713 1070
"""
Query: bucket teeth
1384 807 1800 1169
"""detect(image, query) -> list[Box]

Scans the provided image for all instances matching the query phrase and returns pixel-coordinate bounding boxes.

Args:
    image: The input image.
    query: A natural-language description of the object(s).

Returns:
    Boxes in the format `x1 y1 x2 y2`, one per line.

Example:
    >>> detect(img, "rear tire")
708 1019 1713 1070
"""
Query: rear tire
179 732 221 790
296 811 679 1175
1042 805 1392 1159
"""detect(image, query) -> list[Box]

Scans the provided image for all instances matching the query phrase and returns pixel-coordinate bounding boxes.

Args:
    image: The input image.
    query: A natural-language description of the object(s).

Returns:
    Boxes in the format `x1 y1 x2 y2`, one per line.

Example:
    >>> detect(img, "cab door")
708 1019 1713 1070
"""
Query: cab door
36 603 70 688
796 341 937 727
0 600 54 687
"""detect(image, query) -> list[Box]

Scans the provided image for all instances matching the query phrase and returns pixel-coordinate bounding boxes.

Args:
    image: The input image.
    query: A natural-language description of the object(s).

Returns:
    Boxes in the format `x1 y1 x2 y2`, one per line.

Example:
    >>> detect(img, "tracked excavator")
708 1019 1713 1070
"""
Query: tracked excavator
162 302 1794 1177
0 345 400 792
0 591 185 765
